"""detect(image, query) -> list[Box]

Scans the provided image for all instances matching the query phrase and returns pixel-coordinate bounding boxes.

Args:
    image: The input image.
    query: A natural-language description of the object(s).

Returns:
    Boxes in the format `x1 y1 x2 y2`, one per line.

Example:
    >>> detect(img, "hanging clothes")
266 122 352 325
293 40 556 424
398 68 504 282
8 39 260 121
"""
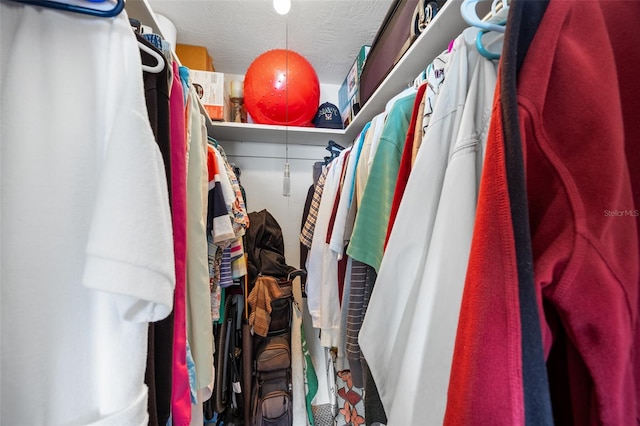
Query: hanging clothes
384 82 428 249
138 33 174 426
447 1 640 424
358 26 502 425
207 145 236 247
346 89 417 272
168 59 192 426
354 113 385 208
414 50 450 162
1 4 175 424
385 48 450 248
305 148 351 347
184 86 215 410
300 165 331 252
329 124 369 258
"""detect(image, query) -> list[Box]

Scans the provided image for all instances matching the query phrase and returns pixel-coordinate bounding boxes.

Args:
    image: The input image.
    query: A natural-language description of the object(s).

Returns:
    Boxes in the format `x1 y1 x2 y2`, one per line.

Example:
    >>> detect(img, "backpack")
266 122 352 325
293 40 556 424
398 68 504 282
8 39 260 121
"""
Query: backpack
251 334 293 426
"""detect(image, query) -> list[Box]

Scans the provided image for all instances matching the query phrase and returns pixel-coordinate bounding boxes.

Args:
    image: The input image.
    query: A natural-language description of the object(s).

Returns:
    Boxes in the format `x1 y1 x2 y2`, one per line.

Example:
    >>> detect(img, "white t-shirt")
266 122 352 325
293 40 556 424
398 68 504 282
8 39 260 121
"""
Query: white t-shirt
1 3 175 424
305 148 349 347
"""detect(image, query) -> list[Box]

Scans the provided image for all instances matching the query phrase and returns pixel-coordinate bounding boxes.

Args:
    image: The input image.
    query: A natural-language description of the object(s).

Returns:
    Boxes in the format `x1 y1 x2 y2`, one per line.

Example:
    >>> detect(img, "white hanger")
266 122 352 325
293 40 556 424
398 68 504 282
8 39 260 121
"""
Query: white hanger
491 0 509 19
460 0 506 33
139 41 165 73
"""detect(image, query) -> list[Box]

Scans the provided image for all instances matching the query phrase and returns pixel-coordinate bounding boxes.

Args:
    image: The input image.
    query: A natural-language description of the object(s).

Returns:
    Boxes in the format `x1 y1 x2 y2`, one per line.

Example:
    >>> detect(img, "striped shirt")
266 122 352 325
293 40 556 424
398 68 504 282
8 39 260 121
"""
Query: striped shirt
219 246 234 288
299 164 330 249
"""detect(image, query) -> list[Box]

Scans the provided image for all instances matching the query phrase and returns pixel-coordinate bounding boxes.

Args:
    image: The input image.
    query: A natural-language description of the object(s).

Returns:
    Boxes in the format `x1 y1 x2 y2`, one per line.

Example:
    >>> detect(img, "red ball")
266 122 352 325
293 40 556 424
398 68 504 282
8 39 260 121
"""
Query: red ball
244 49 320 126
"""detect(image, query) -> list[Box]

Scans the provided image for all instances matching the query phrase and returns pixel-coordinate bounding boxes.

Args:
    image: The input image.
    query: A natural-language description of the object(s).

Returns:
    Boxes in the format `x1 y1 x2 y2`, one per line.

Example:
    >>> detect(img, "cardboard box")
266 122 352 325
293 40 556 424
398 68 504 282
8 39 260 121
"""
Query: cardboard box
340 95 362 128
176 44 215 71
338 45 370 125
339 81 359 128
190 70 225 121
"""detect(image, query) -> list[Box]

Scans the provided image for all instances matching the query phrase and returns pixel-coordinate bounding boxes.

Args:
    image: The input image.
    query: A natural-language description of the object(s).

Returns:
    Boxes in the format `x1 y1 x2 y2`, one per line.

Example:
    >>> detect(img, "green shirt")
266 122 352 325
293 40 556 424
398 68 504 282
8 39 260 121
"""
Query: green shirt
346 92 417 271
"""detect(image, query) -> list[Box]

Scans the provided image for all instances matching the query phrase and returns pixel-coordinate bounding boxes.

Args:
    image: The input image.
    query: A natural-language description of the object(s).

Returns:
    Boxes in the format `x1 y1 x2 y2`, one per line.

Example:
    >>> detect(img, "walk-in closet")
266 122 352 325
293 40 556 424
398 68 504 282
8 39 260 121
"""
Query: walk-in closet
1 0 638 425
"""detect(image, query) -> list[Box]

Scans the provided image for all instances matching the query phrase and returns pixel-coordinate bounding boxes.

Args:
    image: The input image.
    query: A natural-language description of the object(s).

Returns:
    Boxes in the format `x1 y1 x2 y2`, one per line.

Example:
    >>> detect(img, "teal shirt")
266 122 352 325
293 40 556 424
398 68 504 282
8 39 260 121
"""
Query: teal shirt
346 92 417 271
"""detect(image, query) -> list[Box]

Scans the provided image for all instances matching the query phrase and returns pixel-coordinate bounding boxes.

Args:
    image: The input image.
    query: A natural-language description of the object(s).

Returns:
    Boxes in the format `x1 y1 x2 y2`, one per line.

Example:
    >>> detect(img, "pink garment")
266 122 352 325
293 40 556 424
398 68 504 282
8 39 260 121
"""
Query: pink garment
169 61 191 425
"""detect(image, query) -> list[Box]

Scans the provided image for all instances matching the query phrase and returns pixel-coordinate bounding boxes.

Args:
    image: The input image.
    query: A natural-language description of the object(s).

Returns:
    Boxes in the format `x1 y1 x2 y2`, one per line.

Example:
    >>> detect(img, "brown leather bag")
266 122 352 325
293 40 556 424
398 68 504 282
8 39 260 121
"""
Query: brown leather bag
359 0 447 106
359 0 420 106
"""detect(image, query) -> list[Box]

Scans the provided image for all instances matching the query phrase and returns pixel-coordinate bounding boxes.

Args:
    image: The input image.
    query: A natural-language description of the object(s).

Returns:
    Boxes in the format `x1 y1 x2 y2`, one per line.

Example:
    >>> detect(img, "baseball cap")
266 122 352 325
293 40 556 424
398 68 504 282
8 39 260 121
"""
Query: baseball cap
312 102 344 129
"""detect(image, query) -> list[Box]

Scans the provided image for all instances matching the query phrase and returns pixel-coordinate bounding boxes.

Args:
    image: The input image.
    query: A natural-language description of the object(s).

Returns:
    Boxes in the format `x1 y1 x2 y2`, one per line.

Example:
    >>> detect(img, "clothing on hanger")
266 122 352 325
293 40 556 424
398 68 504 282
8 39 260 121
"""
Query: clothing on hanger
448 1 640 425
1 3 175 424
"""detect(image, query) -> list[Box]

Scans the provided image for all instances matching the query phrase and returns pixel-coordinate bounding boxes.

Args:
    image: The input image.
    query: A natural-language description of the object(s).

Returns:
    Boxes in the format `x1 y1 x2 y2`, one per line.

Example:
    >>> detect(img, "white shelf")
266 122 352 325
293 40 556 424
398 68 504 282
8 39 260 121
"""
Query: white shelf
209 121 347 146
125 0 470 147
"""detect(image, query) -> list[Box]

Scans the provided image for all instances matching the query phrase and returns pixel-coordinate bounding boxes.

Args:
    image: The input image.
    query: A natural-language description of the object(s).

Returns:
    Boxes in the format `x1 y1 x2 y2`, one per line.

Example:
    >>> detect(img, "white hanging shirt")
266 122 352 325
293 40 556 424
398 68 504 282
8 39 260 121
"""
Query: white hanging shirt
358 27 502 425
1 3 175 425
305 148 350 347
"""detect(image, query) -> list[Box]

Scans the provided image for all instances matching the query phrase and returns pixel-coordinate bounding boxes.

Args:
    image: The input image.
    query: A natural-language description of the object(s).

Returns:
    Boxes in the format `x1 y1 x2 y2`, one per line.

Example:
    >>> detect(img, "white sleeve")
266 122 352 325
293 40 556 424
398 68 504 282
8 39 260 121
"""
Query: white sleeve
82 30 175 323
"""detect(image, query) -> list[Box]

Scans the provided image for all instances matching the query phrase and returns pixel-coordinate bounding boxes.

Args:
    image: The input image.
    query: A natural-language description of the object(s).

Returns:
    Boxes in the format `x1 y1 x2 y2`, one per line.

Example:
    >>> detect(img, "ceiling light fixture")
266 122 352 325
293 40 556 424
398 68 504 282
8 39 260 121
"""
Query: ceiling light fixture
273 0 290 15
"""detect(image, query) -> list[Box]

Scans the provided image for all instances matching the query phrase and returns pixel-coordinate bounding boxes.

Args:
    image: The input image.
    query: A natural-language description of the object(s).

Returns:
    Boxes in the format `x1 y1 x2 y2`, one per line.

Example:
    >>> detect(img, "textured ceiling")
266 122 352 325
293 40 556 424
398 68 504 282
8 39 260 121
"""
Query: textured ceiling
147 0 394 85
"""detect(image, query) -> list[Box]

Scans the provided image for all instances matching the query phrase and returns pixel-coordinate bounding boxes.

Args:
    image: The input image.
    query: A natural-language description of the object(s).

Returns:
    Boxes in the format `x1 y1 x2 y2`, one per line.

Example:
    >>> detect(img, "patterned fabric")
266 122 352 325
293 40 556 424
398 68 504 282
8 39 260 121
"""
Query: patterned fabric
210 285 222 322
300 165 330 249
312 404 335 426
414 49 449 161
345 260 366 363
223 159 249 236
345 260 376 388
207 145 235 247
325 147 352 245
422 50 449 130
142 33 163 50
247 276 283 337
336 370 365 426
210 146 237 245
230 238 244 260
208 236 222 320
219 247 234 288
230 238 247 279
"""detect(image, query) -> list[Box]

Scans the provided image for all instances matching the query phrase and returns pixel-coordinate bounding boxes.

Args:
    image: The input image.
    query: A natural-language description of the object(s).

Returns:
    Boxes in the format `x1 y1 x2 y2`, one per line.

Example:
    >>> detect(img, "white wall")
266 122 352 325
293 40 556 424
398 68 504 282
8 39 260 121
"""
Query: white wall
319 82 340 107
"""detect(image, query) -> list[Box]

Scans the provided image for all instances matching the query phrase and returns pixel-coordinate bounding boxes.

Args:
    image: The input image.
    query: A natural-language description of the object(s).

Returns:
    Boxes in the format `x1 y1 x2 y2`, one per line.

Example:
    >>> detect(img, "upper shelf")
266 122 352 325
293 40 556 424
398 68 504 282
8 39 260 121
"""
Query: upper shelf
126 0 470 146
209 121 346 146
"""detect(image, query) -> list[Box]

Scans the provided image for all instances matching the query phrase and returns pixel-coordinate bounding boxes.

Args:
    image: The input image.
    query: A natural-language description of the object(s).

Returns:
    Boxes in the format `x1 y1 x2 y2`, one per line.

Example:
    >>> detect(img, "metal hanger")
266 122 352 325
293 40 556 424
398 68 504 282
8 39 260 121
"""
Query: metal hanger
8 0 125 17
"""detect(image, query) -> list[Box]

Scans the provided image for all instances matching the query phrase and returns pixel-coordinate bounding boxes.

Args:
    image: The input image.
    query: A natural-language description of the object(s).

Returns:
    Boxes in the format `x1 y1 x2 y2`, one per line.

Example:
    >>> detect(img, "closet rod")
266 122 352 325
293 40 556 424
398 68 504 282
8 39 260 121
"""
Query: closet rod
225 154 319 161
